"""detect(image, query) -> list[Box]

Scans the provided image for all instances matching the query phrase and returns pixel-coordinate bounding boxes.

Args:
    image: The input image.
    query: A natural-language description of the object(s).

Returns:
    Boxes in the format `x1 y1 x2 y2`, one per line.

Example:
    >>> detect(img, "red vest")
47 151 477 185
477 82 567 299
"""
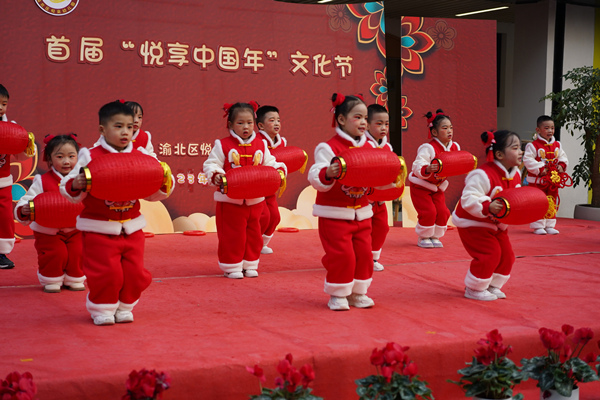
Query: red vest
219 135 267 172
421 139 459 186
315 135 371 209
41 170 62 193
132 130 149 150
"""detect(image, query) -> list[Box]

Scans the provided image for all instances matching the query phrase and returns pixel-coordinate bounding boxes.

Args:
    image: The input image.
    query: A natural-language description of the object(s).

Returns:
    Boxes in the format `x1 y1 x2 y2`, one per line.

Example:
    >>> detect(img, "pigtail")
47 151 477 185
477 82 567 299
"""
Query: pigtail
331 93 346 127
481 130 496 162
424 109 447 139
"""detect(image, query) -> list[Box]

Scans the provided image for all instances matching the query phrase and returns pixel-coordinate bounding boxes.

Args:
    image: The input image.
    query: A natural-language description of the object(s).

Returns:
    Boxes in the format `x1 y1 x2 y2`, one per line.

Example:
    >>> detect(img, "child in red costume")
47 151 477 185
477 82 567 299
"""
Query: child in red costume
203 102 286 279
0 84 36 269
308 93 375 311
257 105 286 255
452 130 523 301
523 115 568 235
409 109 460 249
365 104 391 272
15 134 85 293
61 100 173 325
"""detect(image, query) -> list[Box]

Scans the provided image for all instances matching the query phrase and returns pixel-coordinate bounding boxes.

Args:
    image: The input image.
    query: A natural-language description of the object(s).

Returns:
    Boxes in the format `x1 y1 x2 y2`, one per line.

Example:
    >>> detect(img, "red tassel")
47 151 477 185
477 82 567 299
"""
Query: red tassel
332 148 401 187
0 121 29 154
30 192 83 228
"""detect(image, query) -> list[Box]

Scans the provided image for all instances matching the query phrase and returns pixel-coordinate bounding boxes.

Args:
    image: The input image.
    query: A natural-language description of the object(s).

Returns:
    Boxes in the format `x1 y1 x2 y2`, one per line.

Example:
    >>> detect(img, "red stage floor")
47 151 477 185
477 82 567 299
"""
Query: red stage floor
1 218 600 399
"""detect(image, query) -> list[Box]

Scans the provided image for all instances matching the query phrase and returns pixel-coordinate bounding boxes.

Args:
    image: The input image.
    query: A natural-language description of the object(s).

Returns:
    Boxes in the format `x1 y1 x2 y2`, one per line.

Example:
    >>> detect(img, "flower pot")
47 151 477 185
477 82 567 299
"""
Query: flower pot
573 204 600 221
540 387 579 400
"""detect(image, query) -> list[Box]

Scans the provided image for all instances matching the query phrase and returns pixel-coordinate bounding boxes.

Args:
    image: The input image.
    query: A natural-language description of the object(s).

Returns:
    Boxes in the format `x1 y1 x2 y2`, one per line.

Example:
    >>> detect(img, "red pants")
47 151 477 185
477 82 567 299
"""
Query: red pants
0 186 15 254
260 195 281 237
371 202 389 253
410 184 450 228
34 230 83 279
458 227 515 279
82 230 151 305
216 201 263 265
318 217 373 285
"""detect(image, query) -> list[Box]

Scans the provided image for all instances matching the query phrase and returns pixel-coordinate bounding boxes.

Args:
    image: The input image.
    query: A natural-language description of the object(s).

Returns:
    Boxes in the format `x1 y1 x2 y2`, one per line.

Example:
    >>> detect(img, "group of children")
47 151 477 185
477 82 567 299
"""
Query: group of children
1 83 569 320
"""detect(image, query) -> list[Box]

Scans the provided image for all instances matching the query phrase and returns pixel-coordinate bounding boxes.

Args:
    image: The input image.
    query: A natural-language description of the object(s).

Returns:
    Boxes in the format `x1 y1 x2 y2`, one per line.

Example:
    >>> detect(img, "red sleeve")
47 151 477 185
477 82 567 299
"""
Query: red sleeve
319 167 334 185
481 200 491 216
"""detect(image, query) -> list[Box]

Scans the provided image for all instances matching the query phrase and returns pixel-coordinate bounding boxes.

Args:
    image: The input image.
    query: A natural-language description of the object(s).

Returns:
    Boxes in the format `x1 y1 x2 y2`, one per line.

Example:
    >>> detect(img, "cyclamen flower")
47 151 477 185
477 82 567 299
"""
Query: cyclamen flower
539 327 566 351
573 327 594 345
370 348 385 366
246 365 266 383
300 364 315 388
562 324 574 336
402 362 418 378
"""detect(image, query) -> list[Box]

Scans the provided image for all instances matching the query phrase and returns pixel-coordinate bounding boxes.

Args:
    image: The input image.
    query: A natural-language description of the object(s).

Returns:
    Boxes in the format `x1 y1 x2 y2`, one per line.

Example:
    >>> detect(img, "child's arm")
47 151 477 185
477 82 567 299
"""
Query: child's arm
412 143 437 177
523 142 545 175
144 131 157 158
555 141 568 173
14 174 44 224
60 148 91 203
308 143 337 192
460 170 494 218
202 139 226 186
262 147 287 176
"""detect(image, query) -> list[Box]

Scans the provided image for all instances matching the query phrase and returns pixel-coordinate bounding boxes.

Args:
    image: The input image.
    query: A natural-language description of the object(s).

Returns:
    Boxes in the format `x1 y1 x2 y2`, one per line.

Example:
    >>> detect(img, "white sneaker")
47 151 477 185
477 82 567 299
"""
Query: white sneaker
347 293 375 308
545 228 560 235
533 228 547 235
327 296 350 311
430 238 443 248
93 315 115 326
487 286 506 299
64 282 85 291
224 271 244 279
373 261 385 271
43 284 61 293
243 269 258 278
115 310 134 323
417 238 434 248
261 246 273 254
464 287 497 301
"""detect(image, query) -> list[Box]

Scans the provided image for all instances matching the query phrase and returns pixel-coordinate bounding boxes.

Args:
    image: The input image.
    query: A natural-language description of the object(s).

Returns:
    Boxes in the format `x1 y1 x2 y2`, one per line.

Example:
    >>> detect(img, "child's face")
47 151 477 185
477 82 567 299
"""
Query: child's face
536 120 555 141
367 112 389 141
497 135 523 169
258 111 281 139
431 118 453 145
132 106 143 132
229 110 255 140
0 95 8 118
338 103 368 138
50 143 78 176
100 113 134 151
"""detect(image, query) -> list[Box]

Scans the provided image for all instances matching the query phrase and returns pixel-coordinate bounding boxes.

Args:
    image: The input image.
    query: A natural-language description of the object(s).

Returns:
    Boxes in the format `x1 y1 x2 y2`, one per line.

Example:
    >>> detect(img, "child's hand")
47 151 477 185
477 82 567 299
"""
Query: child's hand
214 173 224 185
539 167 547 176
326 162 340 179
426 163 439 173
489 199 503 215
20 204 31 217
557 165 565 173
71 173 87 190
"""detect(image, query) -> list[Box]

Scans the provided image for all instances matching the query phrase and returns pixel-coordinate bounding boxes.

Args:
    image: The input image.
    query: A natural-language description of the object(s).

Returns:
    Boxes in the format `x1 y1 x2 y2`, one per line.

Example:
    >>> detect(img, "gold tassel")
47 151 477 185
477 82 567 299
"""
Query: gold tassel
545 195 557 219
299 150 308 174
25 132 36 157
395 156 408 188
160 161 174 195
232 152 240 166
253 153 262 166
278 170 286 197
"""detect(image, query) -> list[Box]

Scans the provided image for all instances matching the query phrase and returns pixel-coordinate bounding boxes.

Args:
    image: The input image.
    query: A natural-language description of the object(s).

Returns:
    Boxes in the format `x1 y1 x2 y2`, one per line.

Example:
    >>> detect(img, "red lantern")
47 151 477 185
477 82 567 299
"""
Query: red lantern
221 166 284 199
29 192 83 229
0 121 29 154
82 152 165 201
491 186 549 225
431 150 477 177
332 148 401 187
368 186 405 202
270 146 307 174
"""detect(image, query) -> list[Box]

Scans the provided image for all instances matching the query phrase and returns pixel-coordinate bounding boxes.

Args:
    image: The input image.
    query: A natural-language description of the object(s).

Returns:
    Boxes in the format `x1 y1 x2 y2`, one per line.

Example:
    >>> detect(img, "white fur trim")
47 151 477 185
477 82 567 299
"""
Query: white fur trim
335 126 367 147
352 278 372 295
75 214 146 235
0 175 13 188
452 211 499 231
372 249 382 260
64 274 86 285
117 299 139 312
408 173 440 192
464 270 493 291
433 225 447 238
415 223 435 238
30 222 59 235
242 259 259 271
262 234 273 246
219 261 243 273
490 273 510 289
0 238 15 254
312 204 373 221
203 139 226 185
308 143 336 192
323 280 353 297
213 191 265 205
86 294 119 318
530 219 546 230
37 272 65 286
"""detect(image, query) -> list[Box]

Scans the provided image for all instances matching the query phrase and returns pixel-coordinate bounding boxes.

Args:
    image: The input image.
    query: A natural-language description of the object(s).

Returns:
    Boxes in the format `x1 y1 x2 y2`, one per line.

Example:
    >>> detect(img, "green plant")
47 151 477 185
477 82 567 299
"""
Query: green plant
520 325 599 397
449 329 525 400
355 342 433 400
542 66 600 207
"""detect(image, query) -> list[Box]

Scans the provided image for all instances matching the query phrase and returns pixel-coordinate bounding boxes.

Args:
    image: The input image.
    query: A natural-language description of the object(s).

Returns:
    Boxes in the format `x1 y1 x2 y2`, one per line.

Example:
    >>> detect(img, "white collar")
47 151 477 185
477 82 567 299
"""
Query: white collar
229 129 256 144
335 126 367 147
98 135 133 153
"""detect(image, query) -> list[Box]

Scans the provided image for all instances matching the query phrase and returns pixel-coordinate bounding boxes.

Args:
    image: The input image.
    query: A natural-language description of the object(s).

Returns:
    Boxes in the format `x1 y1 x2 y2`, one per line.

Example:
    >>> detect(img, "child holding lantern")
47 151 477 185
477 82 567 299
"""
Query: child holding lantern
61 100 173 325
203 102 286 279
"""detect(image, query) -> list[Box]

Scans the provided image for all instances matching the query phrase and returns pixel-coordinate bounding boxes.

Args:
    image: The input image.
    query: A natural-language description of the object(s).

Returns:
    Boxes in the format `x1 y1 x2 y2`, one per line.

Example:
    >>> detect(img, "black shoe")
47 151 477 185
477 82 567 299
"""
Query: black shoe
0 254 15 269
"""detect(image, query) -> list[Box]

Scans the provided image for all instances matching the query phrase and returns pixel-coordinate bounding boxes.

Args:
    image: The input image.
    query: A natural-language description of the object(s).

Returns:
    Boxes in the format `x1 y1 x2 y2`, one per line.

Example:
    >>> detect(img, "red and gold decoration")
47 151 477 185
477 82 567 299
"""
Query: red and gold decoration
332 148 402 187
431 151 477 178
29 191 83 229
270 146 307 174
368 156 408 202
0 121 35 156
491 187 549 225
220 166 285 199
534 159 573 219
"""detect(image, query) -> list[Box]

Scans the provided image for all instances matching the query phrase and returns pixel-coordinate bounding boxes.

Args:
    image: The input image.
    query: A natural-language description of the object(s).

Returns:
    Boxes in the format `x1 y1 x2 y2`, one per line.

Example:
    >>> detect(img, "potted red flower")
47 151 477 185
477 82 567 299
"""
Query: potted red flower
355 342 434 400
122 368 171 400
0 371 37 400
520 325 599 399
246 353 322 400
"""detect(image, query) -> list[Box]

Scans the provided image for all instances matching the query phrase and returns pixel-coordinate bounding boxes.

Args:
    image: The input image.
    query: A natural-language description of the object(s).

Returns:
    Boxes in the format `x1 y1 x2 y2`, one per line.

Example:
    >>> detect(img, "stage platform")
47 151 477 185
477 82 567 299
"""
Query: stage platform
2 218 600 399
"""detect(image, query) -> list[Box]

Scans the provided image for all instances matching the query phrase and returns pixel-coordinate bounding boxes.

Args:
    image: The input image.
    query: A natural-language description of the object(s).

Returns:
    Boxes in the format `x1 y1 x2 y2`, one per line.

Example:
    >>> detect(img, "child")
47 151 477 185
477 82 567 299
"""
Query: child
0 84 36 269
203 102 286 279
257 105 286 254
308 93 374 311
452 130 523 301
61 100 173 325
409 109 459 248
14 134 85 292
523 115 568 235
365 104 391 271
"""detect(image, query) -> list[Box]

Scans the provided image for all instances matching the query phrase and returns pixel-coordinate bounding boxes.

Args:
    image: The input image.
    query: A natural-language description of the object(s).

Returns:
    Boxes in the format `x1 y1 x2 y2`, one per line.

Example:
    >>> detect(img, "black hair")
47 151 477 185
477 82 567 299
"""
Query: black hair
98 100 134 125
43 134 80 165
425 109 450 133
226 102 258 124
256 105 280 125
331 93 366 126
367 104 388 122
536 115 553 127
481 130 520 160
0 84 9 99
125 101 143 116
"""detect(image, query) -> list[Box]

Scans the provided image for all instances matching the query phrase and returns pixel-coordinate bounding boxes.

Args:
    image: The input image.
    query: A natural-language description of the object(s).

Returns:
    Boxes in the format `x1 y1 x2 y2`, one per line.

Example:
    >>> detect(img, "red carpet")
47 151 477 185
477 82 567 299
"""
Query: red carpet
2 218 600 399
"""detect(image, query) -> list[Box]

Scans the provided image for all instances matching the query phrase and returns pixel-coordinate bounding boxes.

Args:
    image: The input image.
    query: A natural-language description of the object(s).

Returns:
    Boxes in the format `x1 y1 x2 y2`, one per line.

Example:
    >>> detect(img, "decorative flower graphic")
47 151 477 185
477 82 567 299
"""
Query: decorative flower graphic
401 16 435 76
401 96 413 130
426 20 457 51
347 2 386 58
370 67 388 109
327 5 352 33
